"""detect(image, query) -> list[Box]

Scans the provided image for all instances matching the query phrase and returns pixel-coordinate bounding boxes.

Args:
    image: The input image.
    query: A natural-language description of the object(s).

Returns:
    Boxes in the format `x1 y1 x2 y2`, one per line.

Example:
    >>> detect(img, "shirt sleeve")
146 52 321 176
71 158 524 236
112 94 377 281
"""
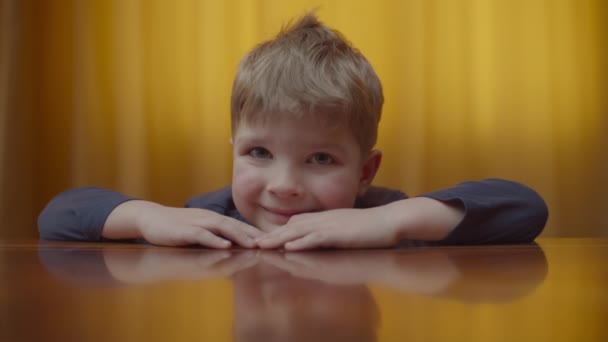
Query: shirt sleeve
419 178 549 245
185 187 247 223
184 186 233 212
38 187 136 241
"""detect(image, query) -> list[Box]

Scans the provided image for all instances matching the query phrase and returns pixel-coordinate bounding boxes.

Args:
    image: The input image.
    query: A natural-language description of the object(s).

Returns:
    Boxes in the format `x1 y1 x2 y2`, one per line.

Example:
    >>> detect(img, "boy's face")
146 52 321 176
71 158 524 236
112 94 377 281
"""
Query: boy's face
231 116 379 232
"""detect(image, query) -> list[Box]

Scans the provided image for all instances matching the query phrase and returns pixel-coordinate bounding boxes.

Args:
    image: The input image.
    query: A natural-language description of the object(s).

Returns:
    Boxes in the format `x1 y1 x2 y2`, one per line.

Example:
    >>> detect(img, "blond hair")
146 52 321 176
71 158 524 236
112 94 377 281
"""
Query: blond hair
230 13 384 152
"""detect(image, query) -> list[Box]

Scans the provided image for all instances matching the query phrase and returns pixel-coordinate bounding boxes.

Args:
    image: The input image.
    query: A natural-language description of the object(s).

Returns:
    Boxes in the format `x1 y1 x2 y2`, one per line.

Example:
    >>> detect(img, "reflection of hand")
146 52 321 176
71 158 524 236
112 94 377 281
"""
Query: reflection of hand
232 252 380 342
260 251 391 284
104 249 258 284
260 250 461 295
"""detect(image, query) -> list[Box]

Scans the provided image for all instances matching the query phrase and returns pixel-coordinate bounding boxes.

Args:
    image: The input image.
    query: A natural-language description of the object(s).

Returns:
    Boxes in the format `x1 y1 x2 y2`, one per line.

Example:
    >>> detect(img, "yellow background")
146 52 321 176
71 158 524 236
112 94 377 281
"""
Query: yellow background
0 0 606 238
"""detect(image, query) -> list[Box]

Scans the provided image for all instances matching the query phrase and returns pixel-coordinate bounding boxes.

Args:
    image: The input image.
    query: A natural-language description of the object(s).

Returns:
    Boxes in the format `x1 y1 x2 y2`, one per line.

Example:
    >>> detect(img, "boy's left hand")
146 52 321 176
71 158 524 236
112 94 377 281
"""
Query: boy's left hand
256 207 397 250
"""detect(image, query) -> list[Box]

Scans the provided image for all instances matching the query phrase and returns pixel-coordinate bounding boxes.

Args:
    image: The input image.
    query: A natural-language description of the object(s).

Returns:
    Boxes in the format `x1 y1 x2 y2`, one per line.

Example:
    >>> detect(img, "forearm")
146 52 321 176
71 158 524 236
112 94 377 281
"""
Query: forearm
384 197 465 242
102 200 160 240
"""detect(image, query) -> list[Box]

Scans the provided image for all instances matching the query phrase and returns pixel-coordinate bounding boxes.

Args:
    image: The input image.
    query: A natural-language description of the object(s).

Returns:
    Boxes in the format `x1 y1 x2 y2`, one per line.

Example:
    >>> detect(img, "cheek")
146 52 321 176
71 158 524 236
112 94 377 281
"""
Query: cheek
232 161 264 201
311 170 361 209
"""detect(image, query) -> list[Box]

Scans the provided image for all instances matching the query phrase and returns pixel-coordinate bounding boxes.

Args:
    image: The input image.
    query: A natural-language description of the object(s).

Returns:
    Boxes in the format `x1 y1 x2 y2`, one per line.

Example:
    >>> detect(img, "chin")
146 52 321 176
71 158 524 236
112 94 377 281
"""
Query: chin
247 209 292 231
254 220 284 233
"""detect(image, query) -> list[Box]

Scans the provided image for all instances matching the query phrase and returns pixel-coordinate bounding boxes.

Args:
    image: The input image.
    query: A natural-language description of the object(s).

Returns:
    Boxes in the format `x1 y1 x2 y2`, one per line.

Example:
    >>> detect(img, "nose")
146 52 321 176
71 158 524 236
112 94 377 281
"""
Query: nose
267 165 303 198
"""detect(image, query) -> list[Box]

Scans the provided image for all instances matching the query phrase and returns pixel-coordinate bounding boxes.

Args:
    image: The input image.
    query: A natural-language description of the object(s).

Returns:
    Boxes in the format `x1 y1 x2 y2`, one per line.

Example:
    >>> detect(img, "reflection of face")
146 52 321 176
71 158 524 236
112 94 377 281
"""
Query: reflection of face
232 262 378 342
231 117 365 232
38 246 548 341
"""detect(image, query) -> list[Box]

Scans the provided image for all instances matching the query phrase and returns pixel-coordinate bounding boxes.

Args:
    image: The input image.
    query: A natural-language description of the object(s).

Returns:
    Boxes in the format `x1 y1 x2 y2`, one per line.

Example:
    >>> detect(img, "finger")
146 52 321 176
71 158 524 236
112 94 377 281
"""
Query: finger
232 221 265 239
213 215 264 239
256 225 310 249
192 209 264 240
284 231 333 251
208 217 263 248
191 229 232 249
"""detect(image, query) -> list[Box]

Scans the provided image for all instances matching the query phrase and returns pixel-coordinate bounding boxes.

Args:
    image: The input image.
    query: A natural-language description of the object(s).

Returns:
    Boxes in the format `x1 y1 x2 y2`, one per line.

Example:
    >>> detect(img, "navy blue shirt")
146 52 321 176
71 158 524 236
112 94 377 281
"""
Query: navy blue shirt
38 178 548 245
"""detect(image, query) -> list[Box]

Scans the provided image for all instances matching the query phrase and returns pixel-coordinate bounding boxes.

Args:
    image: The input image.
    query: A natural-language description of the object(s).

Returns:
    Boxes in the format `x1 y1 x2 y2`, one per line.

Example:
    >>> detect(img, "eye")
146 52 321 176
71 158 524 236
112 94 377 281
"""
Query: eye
248 147 272 159
309 152 335 165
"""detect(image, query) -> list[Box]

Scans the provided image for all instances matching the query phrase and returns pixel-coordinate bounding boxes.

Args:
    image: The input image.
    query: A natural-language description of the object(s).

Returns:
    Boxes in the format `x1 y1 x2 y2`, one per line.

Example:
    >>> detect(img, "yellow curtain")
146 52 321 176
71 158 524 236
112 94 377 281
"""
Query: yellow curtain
0 0 606 238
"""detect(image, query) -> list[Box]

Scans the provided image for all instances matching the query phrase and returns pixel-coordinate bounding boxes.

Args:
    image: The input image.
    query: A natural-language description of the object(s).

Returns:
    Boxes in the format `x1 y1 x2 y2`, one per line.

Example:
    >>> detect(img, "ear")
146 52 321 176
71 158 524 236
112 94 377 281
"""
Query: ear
357 150 382 197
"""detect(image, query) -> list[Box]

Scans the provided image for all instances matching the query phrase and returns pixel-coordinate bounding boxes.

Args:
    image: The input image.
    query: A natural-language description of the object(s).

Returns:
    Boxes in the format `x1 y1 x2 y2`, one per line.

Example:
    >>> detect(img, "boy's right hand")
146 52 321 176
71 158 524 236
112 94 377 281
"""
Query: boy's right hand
103 200 263 248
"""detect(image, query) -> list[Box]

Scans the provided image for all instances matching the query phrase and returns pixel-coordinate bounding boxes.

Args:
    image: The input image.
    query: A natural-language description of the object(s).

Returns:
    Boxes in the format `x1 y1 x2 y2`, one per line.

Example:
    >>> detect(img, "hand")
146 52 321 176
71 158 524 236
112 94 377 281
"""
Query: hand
255 197 464 250
255 207 397 250
136 204 264 248
103 200 264 248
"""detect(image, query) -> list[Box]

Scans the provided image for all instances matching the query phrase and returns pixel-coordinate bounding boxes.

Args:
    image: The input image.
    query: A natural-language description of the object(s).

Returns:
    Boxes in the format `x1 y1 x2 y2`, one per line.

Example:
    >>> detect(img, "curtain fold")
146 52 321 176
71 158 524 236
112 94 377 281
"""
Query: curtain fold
0 0 606 238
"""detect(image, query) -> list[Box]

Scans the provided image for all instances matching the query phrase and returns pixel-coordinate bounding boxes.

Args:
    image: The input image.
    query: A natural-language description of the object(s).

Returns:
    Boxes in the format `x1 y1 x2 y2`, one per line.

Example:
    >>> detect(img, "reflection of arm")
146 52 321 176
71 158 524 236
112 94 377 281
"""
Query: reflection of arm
38 187 136 241
421 179 548 245
261 245 548 302
378 251 461 294
38 247 121 287
437 245 549 302
261 250 460 295
39 247 258 286
104 250 257 283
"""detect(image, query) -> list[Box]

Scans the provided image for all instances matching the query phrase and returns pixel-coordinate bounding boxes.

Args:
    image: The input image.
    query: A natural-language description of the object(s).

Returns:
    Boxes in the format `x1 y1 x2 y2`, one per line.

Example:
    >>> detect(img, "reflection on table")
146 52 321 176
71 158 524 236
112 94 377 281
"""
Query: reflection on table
2 239 607 341
32 243 548 341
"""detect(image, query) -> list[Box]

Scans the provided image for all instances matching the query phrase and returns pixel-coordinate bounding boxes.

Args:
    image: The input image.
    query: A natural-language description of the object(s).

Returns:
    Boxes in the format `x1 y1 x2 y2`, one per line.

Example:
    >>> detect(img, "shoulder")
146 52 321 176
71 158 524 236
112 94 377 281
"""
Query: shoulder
185 186 234 210
355 186 408 208
184 186 245 221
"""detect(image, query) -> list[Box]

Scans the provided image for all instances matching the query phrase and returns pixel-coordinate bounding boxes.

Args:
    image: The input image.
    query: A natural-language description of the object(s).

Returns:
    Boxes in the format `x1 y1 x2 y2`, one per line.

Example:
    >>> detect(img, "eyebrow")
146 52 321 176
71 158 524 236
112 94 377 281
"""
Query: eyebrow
305 143 348 154
233 135 268 146
235 136 349 154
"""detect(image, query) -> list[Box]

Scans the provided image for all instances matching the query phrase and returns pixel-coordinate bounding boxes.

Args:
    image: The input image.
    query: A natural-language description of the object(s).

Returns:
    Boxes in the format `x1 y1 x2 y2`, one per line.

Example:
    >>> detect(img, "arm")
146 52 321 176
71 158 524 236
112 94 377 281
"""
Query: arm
38 187 134 241
38 187 263 247
419 178 548 245
256 199 462 250
256 178 548 249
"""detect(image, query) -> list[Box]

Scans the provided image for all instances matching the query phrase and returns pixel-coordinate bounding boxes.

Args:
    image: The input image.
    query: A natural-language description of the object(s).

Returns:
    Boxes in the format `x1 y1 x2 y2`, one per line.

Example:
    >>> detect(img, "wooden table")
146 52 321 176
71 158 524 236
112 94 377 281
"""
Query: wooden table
1 238 607 341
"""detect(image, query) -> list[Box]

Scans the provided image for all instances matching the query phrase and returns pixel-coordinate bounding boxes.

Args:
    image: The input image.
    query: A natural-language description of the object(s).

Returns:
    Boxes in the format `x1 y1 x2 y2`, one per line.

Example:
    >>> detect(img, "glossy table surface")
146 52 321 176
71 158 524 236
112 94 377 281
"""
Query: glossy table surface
1 238 607 341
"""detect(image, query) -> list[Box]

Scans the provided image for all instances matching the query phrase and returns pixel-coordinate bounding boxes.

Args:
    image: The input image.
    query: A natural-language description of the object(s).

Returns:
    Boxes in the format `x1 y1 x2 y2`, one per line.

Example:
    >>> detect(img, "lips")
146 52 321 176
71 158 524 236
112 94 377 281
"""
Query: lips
261 206 311 224
263 207 305 216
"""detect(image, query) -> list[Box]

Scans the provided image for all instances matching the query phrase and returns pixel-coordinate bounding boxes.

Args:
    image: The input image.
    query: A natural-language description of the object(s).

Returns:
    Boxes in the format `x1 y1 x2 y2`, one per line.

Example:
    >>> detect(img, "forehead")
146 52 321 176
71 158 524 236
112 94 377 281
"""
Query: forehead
233 117 355 144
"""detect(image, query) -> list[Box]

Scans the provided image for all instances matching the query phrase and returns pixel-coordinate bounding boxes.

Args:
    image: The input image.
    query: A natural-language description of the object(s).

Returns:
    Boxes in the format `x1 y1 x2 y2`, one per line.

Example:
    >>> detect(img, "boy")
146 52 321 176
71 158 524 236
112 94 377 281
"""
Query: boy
38 13 548 250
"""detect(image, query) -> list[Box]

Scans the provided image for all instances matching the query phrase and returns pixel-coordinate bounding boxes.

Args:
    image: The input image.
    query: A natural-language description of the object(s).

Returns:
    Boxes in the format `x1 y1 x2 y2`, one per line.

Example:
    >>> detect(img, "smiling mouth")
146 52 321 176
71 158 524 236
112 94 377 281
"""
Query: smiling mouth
262 206 306 217
260 206 320 225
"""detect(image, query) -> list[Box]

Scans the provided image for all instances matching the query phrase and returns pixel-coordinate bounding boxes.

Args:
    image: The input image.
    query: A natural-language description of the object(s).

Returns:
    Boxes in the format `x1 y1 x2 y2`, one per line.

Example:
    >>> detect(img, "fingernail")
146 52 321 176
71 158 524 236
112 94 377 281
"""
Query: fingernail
284 242 300 251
